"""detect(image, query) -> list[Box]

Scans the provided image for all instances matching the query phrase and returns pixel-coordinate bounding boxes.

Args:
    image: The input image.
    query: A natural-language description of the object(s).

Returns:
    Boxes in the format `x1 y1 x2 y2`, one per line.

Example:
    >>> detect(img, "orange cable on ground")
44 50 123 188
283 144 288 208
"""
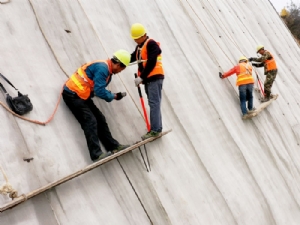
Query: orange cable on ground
0 85 64 126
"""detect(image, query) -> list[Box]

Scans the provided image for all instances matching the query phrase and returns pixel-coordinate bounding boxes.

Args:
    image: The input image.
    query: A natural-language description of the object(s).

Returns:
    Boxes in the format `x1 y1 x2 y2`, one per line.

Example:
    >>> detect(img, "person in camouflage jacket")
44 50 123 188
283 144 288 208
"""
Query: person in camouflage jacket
249 45 277 102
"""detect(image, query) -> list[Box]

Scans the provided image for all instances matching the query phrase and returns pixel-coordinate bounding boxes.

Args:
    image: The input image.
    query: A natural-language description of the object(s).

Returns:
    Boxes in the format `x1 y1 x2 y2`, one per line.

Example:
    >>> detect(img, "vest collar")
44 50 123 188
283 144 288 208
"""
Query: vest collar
138 36 149 48
107 59 113 74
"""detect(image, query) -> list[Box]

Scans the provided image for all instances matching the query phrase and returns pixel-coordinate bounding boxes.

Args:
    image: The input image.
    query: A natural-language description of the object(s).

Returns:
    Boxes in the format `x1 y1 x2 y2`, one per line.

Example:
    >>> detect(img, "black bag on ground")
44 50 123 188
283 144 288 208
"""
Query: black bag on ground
6 91 33 115
0 73 33 115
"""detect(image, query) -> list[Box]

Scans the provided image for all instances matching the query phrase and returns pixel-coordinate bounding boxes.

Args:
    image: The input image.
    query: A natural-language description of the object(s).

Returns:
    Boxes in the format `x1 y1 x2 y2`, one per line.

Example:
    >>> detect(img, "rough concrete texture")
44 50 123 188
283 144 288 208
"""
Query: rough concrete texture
0 0 300 224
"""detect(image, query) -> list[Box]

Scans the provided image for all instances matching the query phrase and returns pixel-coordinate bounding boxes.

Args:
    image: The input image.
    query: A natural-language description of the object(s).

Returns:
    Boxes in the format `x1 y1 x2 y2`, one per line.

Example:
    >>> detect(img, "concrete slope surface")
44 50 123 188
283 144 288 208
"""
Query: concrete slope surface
0 0 300 224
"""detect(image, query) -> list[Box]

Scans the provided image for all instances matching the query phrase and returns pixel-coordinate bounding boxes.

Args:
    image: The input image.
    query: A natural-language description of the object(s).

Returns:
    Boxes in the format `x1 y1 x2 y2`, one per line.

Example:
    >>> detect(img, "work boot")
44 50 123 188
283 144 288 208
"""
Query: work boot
261 96 270 103
93 152 112 162
113 144 130 153
248 107 256 114
242 114 250 120
141 130 161 140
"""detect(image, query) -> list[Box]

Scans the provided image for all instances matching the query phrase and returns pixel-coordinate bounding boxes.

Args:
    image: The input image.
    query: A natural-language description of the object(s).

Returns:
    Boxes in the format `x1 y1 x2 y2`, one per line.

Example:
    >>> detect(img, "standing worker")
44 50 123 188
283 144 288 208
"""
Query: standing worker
62 50 131 162
220 56 255 119
249 45 277 102
130 23 165 140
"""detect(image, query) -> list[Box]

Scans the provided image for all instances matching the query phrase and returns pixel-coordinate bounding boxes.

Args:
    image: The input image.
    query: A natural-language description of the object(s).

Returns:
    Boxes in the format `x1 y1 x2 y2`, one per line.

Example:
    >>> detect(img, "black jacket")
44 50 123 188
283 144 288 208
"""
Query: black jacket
130 37 164 83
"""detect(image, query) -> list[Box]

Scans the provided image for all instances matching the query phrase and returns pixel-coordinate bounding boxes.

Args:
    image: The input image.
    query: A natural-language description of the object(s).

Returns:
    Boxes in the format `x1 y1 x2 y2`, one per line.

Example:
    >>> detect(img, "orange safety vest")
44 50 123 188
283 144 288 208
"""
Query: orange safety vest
65 60 112 100
137 38 164 78
265 51 277 71
236 62 254 86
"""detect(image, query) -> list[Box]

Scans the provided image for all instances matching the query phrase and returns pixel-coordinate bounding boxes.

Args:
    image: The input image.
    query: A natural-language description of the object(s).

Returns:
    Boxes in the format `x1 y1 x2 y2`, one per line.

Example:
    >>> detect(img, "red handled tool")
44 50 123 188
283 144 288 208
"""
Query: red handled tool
134 73 150 132
253 67 265 97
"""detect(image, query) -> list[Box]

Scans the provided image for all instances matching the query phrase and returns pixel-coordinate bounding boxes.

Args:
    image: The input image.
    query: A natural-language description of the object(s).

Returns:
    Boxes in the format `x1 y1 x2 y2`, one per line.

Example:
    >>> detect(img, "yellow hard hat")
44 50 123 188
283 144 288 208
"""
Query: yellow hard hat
130 23 146 39
113 49 131 67
256 45 264 53
239 56 248 62
280 7 289 18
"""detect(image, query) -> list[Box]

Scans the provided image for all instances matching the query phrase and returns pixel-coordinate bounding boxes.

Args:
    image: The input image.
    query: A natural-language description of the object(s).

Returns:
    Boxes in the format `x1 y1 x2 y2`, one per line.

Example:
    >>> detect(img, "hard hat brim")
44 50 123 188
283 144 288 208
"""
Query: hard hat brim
131 34 144 40
256 46 264 53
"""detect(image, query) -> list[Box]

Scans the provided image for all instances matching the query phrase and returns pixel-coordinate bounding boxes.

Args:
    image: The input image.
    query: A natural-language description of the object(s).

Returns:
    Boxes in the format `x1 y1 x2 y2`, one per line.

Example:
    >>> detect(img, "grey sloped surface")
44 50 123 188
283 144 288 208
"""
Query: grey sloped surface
0 0 300 224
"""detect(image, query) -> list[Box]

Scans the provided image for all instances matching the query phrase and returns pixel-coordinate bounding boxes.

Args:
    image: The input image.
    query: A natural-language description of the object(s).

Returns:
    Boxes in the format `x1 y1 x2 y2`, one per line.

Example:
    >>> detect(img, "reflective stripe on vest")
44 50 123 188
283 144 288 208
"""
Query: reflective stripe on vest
265 51 277 71
236 63 254 86
65 60 110 100
136 38 164 78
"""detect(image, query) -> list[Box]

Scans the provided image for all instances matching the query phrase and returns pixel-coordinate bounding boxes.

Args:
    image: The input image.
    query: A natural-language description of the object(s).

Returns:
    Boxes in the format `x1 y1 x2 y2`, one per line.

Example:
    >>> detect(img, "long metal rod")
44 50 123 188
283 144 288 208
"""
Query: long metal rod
144 144 151 171
117 158 153 224
138 146 149 172
128 60 147 66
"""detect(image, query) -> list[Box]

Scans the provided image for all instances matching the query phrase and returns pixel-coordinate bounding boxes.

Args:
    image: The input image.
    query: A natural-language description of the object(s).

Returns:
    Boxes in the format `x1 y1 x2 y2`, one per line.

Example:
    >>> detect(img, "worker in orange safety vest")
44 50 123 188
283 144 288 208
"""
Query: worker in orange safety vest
62 50 131 162
130 23 165 140
249 45 277 102
220 56 256 119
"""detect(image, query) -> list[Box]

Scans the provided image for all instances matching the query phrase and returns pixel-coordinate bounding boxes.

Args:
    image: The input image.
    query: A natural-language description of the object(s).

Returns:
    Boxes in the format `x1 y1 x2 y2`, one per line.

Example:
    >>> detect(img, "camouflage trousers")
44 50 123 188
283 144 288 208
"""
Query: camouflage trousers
264 69 277 97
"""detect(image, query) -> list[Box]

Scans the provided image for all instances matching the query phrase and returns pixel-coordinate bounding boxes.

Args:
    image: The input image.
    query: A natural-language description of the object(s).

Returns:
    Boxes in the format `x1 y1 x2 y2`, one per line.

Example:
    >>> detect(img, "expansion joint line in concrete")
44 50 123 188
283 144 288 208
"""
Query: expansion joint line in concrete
117 158 153 225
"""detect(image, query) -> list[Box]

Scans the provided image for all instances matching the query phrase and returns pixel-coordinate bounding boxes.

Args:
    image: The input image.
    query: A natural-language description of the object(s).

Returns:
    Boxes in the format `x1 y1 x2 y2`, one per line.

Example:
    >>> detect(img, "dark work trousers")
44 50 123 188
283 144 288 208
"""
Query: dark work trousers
62 90 119 161
144 79 163 132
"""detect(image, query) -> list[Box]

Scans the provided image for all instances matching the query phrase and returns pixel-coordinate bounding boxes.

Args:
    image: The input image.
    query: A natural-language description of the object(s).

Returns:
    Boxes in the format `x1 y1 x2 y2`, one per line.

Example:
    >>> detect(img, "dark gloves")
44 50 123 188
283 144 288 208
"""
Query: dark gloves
219 72 224 79
248 57 254 62
251 62 264 67
115 92 126 100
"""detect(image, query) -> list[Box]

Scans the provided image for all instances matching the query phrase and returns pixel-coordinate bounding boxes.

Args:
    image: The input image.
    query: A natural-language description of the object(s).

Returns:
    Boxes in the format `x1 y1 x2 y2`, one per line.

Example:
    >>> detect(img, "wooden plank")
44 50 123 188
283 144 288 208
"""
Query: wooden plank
243 94 278 120
0 129 172 212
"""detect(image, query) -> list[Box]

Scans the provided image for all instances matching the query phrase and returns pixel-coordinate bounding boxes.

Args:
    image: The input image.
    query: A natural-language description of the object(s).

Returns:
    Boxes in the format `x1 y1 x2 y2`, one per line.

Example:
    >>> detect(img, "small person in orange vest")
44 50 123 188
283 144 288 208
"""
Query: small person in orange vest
249 45 277 102
62 50 131 162
220 56 256 119
130 23 165 140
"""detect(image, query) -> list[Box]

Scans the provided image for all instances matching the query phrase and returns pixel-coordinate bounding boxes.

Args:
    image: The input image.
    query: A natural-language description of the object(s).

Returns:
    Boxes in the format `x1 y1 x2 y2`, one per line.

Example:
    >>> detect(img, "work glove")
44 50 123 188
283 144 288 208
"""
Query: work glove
115 92 126 100
134 77 143 87
248 57 254 62
219 72 224 79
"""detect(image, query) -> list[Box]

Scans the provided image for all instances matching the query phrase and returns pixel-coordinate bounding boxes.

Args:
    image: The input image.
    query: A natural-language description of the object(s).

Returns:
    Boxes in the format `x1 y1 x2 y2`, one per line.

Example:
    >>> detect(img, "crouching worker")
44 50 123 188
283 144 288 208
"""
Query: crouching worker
62 50 131 162
220 56 255 119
